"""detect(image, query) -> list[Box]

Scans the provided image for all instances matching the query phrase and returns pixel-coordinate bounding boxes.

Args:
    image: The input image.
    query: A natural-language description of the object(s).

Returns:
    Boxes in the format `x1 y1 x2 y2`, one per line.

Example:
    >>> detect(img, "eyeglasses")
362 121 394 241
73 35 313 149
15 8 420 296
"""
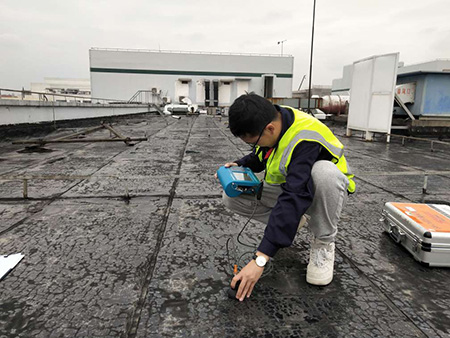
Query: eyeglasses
248 122 269 151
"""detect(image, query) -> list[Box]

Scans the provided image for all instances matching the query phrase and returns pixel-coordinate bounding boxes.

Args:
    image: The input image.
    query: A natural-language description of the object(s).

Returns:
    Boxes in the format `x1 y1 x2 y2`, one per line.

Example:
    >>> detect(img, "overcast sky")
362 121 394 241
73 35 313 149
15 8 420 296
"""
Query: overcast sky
1 0 449 91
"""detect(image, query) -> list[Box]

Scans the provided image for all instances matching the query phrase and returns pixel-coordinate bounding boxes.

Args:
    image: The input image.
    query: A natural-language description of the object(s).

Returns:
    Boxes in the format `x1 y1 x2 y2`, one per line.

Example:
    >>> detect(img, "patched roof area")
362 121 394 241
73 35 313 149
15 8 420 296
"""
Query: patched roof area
1 114 450 337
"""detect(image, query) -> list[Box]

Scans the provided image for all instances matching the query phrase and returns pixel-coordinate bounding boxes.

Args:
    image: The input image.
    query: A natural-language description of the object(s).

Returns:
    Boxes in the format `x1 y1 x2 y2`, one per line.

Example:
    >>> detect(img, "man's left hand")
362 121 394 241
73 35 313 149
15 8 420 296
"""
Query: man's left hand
230 259 264 301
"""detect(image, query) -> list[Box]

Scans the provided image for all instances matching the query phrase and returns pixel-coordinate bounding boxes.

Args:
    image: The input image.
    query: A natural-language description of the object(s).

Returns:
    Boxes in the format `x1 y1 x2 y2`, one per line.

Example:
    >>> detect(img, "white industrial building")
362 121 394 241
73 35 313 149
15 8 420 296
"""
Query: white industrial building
89 48 294 107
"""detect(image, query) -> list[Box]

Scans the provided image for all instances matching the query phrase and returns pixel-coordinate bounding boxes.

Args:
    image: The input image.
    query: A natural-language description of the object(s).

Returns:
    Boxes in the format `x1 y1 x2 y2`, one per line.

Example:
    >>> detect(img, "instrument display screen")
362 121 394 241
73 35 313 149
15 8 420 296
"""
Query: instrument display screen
232 172 253 181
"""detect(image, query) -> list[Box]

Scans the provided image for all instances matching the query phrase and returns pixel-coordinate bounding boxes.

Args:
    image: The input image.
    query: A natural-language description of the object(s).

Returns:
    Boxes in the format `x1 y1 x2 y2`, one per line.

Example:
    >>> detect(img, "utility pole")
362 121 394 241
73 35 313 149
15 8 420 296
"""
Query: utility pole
277 40 287 56
308 0 317 114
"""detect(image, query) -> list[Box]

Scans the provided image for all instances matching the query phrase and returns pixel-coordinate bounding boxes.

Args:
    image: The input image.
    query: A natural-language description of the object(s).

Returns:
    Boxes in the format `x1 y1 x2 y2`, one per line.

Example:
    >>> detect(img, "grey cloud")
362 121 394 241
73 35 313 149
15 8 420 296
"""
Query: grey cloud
1 0 449 90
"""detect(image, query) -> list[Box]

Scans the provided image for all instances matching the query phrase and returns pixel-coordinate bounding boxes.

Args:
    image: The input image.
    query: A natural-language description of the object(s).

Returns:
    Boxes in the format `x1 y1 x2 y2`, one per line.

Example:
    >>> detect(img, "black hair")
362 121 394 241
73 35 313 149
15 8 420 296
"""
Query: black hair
228 93 277 137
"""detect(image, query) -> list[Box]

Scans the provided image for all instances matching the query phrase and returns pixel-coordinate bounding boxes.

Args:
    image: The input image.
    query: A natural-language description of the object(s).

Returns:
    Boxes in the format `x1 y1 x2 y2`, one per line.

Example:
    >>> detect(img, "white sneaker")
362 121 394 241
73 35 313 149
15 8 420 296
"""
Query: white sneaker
306 239 335 286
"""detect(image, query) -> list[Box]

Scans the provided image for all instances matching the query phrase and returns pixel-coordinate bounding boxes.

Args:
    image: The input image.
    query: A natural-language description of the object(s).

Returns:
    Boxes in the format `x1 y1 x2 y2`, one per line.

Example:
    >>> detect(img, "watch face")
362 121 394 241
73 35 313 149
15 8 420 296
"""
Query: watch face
255 256 267 267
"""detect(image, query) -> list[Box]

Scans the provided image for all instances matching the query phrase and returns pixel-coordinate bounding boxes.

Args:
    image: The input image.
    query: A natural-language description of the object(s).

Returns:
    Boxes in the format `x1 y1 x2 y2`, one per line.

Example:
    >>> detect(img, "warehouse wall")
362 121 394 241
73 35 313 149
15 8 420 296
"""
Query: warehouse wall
89 49 294 105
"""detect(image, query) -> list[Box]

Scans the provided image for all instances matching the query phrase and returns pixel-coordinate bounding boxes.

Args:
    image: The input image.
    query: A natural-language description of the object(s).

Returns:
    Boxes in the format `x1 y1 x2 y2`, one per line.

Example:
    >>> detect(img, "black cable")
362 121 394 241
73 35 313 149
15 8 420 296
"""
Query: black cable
225 237 235 275
236 196 259 248
225 193 273 278
225 196 258 270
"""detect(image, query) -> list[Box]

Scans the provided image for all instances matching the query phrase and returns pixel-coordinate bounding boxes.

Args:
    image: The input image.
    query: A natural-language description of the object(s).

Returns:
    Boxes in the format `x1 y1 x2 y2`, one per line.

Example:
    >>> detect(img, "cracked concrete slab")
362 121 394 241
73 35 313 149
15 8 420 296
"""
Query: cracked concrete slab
1 197 167 337
0 201 43 234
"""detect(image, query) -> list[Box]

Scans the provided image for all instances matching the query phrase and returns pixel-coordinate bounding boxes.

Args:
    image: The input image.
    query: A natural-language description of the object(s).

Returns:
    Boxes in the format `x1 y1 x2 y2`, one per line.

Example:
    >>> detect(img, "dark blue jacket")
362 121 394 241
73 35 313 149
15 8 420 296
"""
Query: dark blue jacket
235 106 332 257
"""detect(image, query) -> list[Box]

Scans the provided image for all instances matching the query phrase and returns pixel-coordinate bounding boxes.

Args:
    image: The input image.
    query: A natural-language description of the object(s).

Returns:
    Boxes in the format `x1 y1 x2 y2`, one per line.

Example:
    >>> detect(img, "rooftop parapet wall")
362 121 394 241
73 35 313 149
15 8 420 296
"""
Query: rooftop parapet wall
0 100 155 126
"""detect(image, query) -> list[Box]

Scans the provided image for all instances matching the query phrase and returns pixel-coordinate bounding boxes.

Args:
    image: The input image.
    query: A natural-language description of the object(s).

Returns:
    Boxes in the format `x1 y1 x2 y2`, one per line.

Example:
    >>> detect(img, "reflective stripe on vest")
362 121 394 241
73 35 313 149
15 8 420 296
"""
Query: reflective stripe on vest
279 130 345 176
262 106 355 193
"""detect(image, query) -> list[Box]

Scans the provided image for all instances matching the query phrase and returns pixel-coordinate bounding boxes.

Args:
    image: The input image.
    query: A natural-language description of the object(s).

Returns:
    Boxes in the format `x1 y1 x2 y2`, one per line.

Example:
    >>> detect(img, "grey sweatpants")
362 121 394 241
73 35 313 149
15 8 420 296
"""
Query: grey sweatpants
222 160 349 243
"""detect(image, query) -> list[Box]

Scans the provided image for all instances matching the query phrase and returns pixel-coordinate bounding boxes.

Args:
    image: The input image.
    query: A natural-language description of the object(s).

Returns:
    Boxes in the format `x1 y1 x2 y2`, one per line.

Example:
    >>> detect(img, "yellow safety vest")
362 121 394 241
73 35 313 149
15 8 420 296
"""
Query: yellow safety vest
257 107 356 193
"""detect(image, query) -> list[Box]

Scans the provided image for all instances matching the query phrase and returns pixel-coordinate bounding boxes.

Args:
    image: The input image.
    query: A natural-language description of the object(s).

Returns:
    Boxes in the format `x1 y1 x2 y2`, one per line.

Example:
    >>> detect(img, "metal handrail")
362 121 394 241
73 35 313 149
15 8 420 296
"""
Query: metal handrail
386 133 450 152
127 90 163 104
127 91 141 103
128 90 151 103
0 87 128 104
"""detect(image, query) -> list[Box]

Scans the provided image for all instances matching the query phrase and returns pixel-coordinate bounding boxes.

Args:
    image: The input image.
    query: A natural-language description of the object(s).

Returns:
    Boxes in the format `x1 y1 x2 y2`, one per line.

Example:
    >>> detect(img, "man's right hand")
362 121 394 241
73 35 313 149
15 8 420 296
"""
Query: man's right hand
214 162 238 179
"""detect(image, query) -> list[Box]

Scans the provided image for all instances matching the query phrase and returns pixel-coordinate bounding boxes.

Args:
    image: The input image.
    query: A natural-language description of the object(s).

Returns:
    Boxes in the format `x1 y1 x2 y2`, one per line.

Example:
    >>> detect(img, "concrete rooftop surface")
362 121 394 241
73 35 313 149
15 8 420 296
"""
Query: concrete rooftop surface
1 113 450 337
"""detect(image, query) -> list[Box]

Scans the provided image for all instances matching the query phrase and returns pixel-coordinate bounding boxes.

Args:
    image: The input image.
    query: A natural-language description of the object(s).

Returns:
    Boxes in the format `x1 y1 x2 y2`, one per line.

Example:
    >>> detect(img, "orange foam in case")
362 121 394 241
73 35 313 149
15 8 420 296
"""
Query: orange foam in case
391 203 450 233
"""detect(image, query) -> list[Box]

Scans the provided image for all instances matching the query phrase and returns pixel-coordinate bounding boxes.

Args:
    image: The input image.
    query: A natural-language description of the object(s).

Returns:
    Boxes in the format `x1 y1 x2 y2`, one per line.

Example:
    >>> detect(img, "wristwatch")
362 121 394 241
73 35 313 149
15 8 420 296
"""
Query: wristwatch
252 254 267 268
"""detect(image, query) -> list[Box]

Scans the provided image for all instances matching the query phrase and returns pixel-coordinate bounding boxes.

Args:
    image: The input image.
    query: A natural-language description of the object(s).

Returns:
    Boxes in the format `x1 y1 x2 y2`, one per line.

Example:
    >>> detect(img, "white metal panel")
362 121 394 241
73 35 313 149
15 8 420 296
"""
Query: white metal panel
347 53 399 140
175 81 189 101
347 60 372 129
196 80 205 104
237 80 250 96
219 82 231 105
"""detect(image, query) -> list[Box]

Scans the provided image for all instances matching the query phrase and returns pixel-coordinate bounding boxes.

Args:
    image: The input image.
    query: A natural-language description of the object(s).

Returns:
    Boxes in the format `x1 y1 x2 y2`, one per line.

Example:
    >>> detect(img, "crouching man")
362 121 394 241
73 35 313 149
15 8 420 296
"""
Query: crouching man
221 93 355 301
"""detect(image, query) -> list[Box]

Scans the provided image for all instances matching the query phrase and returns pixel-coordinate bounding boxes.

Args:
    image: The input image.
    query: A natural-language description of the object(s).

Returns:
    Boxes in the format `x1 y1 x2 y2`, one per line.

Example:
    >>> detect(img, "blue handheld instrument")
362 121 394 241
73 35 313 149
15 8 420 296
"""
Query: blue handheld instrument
217 166 261 198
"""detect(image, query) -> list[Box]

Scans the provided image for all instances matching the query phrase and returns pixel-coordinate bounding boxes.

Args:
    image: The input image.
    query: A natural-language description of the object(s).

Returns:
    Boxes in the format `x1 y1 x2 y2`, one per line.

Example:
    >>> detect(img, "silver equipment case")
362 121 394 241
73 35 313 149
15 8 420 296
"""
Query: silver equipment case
382 202 450 267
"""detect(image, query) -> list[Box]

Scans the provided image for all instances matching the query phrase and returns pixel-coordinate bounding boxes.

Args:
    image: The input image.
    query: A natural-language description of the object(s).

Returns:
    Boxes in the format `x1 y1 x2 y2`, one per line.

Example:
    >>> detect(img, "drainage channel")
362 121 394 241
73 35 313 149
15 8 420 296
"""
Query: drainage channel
125 115 198 338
